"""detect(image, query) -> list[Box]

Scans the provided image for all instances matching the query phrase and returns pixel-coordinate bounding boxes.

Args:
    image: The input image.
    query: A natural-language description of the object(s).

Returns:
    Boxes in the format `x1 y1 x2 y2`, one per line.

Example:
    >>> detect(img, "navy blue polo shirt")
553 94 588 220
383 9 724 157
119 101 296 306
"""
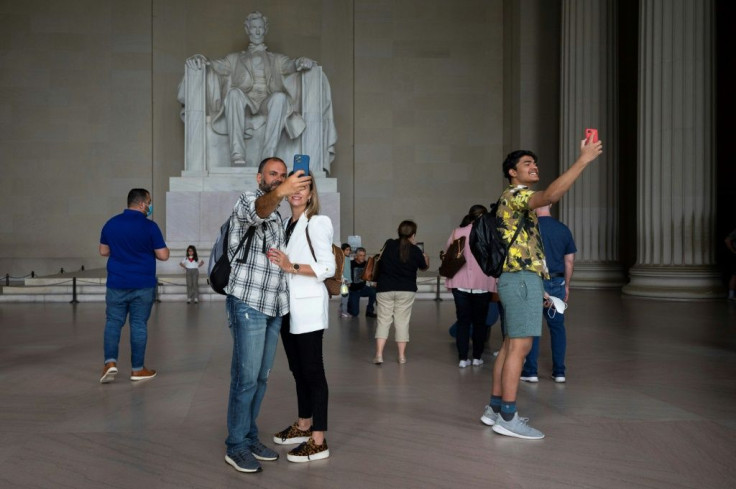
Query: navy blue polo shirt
100 209 167 289
537 216 576 275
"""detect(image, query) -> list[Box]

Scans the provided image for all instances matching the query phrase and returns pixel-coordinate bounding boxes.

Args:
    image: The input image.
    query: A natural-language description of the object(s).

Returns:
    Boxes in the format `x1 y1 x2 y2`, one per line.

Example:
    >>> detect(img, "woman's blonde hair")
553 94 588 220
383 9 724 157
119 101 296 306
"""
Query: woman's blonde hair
304 176 321 219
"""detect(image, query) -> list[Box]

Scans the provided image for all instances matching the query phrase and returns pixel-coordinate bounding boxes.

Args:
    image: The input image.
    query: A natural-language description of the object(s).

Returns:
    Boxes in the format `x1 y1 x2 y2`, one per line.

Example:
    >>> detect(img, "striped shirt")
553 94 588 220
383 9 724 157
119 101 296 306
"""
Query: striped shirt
225 190 289 317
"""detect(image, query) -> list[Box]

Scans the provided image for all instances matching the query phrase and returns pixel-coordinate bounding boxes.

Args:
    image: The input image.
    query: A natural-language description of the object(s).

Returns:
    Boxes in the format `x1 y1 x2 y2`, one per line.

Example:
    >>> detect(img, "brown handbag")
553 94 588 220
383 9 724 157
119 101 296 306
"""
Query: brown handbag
439 231 466 278
361 243 386 282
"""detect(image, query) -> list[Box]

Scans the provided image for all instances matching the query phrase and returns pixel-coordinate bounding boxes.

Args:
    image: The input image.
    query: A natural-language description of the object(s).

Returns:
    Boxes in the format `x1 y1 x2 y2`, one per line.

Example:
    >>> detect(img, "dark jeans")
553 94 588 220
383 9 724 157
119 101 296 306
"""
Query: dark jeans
348 285 376 316
280 315 329 431
452 289 491 360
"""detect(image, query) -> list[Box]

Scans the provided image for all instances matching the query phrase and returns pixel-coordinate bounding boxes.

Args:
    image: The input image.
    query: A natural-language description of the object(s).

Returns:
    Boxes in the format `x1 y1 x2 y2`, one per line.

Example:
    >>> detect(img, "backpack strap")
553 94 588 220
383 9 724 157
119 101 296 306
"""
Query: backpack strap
496 198 528 267
232 225 257 264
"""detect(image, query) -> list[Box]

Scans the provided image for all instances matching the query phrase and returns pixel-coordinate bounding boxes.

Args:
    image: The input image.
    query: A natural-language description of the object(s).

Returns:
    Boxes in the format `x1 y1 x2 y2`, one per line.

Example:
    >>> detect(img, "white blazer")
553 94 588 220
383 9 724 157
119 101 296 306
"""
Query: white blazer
284 213 336 334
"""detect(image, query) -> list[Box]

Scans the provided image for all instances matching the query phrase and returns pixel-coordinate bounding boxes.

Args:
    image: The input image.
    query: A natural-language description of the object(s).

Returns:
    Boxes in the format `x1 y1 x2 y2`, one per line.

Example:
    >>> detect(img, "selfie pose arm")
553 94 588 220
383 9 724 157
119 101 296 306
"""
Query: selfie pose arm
528 138 603 210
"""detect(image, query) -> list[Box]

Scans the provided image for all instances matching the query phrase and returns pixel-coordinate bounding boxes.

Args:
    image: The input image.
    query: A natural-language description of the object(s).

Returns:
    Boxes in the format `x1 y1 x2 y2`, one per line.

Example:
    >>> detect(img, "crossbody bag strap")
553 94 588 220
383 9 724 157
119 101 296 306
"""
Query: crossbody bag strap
304 219 318 262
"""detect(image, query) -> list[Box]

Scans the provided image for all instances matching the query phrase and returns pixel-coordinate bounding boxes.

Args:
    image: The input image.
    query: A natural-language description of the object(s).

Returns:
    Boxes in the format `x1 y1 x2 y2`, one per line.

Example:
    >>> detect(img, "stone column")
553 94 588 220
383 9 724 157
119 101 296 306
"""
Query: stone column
559 0 625 288
622 0 721 299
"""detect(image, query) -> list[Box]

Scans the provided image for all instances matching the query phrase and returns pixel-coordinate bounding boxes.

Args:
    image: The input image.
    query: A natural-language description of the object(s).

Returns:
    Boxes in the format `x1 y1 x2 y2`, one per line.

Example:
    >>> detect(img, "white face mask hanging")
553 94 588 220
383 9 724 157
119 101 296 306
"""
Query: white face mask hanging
546 296 568 319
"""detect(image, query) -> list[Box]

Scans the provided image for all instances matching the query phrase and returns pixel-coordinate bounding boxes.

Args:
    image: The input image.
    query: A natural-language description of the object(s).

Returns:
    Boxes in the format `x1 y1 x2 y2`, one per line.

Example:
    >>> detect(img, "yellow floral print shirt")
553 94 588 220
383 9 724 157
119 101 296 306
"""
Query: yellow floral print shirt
497 185 549 278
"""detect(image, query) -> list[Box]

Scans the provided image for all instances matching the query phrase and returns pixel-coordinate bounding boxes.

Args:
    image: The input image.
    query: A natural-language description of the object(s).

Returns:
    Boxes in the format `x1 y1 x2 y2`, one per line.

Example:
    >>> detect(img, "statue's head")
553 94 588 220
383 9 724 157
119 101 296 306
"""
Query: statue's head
244 11 269 44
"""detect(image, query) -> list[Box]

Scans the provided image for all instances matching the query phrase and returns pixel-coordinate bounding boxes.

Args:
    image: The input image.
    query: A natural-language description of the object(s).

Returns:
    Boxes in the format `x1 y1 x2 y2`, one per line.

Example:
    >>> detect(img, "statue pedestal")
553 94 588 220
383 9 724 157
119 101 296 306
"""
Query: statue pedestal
162 168 340 274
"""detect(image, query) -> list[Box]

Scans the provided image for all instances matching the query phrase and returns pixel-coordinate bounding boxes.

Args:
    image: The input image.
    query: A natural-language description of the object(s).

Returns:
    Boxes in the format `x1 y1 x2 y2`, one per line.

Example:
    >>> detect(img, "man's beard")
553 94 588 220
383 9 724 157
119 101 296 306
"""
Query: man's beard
259 180 280 193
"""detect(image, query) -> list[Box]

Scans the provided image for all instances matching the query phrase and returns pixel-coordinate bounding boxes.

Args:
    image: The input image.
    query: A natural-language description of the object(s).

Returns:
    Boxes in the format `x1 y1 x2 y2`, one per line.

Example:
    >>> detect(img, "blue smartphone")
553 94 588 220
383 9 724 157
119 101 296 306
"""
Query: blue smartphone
293 154 310 176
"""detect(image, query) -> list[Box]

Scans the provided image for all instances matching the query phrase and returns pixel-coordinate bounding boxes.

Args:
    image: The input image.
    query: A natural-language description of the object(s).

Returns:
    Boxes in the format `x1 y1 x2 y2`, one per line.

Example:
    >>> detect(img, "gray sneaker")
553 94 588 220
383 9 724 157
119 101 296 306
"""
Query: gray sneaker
480 405 497 426
225 449 262 473
492 412 545 439
250 440 279 461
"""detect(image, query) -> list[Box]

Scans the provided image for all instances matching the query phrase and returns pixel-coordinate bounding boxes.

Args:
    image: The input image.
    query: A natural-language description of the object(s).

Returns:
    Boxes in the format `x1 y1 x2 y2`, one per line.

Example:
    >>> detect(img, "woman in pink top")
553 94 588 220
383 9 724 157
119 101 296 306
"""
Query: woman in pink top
444 205 498 368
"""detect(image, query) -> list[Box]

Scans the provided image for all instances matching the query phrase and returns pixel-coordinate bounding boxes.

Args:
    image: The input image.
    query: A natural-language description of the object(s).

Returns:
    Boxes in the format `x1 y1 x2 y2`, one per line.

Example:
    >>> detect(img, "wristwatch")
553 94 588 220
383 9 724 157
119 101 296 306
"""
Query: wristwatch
292 263 300 274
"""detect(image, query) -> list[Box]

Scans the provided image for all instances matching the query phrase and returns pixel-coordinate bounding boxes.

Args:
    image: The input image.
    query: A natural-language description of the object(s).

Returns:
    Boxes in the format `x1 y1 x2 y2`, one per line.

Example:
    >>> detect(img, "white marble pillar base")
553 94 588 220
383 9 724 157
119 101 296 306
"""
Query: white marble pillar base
569 263 626 289
622 265 724 300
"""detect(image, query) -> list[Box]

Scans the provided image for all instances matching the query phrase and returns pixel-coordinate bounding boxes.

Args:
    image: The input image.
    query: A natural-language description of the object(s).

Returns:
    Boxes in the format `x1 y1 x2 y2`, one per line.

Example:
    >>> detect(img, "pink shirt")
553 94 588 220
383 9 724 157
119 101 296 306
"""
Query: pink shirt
444 225 497 292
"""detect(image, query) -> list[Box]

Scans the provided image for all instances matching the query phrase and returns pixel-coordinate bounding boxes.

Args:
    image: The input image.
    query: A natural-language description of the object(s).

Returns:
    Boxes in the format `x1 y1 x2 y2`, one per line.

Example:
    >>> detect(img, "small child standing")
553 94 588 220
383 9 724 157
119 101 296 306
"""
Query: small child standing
339 243 352 317
180 245 204 303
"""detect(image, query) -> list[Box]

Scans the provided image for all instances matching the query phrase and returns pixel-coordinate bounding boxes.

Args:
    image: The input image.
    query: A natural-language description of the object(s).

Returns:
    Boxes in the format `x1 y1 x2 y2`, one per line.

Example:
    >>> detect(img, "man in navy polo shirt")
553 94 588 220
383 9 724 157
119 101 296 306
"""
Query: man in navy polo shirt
520 204 576 384
99 188 169 383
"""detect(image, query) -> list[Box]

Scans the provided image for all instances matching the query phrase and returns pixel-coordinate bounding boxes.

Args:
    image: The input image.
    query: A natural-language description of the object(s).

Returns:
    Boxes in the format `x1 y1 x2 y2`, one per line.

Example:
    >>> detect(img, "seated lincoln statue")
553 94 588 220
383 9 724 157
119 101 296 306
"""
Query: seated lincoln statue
177 11 336 171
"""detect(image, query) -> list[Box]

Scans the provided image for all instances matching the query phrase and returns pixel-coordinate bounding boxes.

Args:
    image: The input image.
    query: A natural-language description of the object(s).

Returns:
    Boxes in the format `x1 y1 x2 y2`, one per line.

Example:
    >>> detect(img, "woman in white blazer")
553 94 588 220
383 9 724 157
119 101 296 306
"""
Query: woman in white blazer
267 176 335 463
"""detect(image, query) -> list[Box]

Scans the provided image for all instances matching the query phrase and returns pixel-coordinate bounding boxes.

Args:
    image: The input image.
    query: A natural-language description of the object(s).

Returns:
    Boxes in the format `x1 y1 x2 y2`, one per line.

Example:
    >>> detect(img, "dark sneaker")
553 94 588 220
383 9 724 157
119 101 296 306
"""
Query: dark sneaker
492 412 545 439
366 311 377 318
225 450 262 473
130 367 157 381
100 362 118 384
480 405 497 426
273 422 312 445
286 438 330 463
250 440 279 461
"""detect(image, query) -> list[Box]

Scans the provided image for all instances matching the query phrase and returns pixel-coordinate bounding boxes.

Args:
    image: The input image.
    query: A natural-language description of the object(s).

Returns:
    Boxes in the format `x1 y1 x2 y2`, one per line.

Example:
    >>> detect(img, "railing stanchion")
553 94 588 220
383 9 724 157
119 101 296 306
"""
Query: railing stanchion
70 277 79 304
435 275 443 301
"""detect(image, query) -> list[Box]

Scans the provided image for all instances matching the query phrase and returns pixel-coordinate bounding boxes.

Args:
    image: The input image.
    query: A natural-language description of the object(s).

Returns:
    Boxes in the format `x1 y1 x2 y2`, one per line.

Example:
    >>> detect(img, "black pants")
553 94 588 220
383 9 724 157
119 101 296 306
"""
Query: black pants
452 289 491 360
280 315 329 431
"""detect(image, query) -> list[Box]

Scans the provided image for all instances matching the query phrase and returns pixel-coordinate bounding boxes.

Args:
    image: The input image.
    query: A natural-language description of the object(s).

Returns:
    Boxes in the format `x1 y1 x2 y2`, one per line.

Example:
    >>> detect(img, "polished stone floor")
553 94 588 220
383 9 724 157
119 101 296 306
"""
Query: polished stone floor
0 290 735 489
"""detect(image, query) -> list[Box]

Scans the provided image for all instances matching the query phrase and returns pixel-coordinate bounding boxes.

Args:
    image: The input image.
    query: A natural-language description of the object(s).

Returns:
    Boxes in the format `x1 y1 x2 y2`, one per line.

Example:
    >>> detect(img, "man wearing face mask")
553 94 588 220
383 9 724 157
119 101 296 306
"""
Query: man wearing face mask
99 188 169 384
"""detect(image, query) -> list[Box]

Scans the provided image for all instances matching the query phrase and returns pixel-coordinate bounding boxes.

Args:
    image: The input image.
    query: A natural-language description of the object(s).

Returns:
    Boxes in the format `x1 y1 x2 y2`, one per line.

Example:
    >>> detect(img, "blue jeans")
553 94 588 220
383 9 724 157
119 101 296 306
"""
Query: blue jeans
348 285 376 316
103 287 155 370
225 296 281 455
522 277 567 377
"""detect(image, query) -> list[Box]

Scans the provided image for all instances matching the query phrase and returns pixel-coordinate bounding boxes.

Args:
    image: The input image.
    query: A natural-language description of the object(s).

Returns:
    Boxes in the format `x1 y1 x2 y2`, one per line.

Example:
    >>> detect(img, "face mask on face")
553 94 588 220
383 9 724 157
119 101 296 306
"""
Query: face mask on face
145 203 153 217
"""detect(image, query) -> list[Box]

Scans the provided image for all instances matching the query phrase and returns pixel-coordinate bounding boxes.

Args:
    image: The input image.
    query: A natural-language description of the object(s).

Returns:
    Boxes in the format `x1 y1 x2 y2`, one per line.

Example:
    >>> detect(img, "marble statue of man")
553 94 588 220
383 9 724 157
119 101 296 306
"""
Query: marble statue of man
181 11 317 166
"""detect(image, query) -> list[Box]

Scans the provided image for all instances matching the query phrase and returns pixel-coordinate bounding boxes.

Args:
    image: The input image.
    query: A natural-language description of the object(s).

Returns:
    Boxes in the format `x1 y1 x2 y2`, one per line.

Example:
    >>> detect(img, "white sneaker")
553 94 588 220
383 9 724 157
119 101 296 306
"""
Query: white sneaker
472 359 484 366
520 376 539 383
553 375 566 383
458 359 471 368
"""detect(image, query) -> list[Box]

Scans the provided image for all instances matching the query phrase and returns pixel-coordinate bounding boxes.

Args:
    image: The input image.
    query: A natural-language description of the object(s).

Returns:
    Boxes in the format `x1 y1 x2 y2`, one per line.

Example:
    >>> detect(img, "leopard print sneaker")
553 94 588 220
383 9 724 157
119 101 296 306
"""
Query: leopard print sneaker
286 438 330 463
273 422 312 445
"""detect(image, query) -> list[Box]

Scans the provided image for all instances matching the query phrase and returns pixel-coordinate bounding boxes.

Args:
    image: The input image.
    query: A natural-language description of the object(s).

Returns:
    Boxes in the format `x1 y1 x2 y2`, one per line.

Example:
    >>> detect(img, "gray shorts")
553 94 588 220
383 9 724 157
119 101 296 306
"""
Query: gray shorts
497 271 543 338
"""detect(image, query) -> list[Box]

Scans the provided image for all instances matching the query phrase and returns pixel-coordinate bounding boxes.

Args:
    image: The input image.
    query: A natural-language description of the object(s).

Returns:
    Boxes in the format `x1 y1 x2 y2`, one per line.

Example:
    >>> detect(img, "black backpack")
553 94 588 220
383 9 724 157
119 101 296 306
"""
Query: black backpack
208 216 256 295
469 200 527 278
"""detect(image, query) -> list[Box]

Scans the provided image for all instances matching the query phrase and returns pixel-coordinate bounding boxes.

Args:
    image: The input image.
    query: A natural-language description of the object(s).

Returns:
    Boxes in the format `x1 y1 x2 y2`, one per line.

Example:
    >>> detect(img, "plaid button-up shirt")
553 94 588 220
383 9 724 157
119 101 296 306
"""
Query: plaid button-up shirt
226 189 289 317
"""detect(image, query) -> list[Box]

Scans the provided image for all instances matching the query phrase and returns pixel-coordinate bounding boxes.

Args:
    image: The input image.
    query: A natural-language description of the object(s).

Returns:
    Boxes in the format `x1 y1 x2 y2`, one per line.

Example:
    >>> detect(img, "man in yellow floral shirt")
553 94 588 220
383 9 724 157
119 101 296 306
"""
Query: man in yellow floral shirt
480 137 602 440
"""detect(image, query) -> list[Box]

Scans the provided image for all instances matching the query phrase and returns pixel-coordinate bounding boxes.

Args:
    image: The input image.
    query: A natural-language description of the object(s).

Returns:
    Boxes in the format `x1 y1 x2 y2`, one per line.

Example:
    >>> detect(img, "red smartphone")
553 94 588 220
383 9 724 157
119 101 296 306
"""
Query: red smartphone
585 128 599 143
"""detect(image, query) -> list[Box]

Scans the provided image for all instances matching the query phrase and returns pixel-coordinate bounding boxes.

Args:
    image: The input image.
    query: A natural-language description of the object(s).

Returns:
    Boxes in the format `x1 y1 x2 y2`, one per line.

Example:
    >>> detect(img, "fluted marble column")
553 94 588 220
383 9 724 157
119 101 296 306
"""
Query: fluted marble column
559 0 625 288
622 0 721 299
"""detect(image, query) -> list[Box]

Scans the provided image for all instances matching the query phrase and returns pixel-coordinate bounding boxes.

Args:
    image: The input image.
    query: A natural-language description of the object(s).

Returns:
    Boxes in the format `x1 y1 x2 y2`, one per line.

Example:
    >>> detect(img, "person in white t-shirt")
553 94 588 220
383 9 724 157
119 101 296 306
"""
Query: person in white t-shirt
180 245 204 303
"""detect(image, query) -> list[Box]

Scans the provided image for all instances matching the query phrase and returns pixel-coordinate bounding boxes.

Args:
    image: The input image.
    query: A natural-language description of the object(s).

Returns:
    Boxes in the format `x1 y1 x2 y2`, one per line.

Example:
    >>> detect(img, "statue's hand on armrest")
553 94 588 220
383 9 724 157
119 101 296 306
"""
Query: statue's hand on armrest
295 57 316 71
186 54 209 70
